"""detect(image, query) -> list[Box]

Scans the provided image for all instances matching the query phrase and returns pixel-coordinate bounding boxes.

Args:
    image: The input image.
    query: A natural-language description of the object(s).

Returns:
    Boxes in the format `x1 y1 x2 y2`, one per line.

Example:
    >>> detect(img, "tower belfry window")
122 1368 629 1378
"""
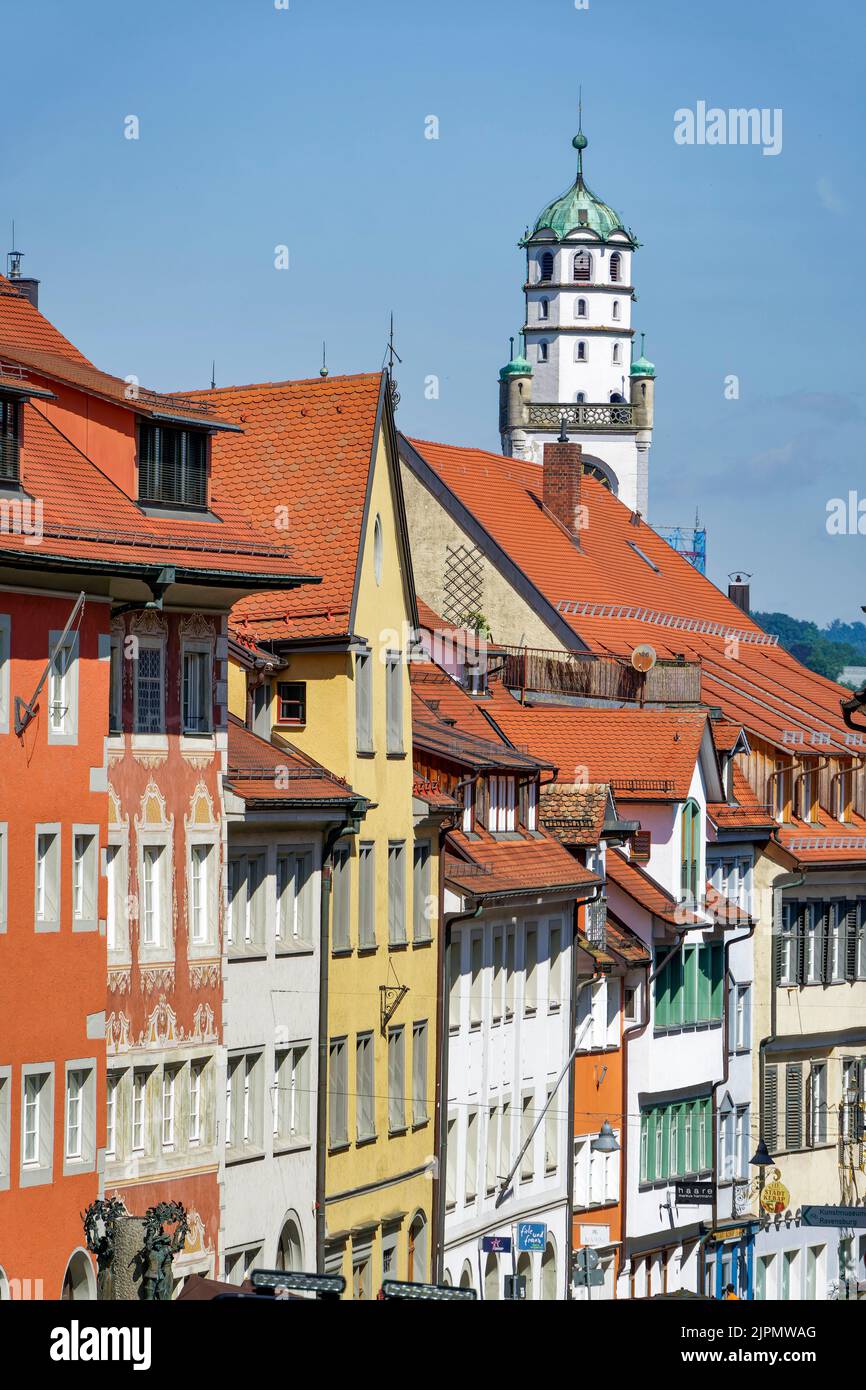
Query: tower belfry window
573 251 592 283
576 298 587 319
539 252 554 283
610 252 622 283
575 341 587 363
538 342 549 363
612 300 621 320
539 298 549 321
612 343 622 365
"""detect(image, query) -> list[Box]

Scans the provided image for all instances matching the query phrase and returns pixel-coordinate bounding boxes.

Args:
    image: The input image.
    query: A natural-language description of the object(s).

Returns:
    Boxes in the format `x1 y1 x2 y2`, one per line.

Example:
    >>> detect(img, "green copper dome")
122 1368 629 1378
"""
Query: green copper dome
499 352 533 381
521 129 637 247
630 334 655 378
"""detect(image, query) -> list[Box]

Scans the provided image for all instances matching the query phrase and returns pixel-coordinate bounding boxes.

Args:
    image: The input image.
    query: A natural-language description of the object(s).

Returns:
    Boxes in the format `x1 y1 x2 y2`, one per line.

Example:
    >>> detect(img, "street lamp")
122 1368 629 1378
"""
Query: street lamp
591 1121 620 1154
750 1138 774 1211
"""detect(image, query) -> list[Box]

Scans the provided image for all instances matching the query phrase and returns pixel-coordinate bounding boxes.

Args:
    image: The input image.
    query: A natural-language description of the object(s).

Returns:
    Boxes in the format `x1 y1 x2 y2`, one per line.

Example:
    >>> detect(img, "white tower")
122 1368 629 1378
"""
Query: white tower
499 123 655 516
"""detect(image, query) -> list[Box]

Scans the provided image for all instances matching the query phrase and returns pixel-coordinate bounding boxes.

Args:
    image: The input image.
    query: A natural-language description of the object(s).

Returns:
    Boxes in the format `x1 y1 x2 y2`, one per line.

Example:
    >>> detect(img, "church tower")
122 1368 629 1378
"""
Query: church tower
499 122 655 516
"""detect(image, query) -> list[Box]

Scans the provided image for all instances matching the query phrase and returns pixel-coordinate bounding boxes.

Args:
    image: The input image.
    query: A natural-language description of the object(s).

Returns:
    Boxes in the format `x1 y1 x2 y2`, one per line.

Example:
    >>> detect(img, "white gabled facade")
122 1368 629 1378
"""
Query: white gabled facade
441 893 574 1300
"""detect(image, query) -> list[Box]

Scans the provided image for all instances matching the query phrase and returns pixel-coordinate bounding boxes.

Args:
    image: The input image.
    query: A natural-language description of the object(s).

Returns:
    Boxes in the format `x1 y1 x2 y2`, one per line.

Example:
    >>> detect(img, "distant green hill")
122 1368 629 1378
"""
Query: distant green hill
751 611 866 685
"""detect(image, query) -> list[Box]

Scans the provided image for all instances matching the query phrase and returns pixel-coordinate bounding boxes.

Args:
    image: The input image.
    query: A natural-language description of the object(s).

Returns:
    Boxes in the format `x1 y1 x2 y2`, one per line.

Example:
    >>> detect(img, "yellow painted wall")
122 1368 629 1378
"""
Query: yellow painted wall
227 659 247 721
231 425 439 1294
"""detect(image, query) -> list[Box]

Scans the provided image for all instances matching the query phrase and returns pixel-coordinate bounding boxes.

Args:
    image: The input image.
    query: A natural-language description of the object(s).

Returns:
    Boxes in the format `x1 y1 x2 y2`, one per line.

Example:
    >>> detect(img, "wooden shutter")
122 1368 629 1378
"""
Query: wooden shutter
785 1062 803 1151
845 900 859 982
660 1107 672 1181
355 652 372 751
669 950 684 1027
702 1098 714 1171
633 830 651 863
710 944 724 1020
762 1063 778 1153
819 902 831 984
683 946 697 1024
795 902 806 985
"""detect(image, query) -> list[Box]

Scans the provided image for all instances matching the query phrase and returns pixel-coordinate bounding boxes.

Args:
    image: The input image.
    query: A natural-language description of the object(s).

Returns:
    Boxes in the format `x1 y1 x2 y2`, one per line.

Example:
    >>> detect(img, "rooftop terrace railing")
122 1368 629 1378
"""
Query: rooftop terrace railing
499 646 702 705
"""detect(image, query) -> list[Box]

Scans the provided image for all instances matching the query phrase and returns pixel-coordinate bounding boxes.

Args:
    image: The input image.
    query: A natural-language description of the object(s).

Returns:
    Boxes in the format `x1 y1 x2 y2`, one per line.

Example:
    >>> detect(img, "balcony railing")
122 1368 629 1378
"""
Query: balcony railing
499 646 702 705
526 402 634 431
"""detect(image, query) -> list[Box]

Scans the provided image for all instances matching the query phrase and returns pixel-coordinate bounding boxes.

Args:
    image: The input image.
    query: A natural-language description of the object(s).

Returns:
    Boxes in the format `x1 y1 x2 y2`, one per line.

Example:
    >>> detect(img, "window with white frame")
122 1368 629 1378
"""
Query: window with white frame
65 1066 95 1166
548 924 562 1011
448 937 461 1031
499 1098 512 1184
48 629 79 744
189 1060 205 1147
141 843 168 951
273 1044 310 1146
576 977 620 1050
105 1072 120 1161
227 852 265 952
226 1051 264 1155
491 929 504 1024
134 638 165 735
131 1069 149 1155
181 642 212 734
388 1025 406 1132
575 297 588 318
708 855 753 915
612 343 622 364
72 829 98 931
465 1108 479 1201
462 783 473 833
355 1032 375 1141
445 1113 458 1209
488 776 516 832
412 1021 428 1126
728 981 751 1055
388 841 406 946
804 903 823 984
545 1083 559 1174
105 843 124 953
574 1131 620 1208
807 1063 828 1146
328 1037 348 1147
189 842 214 947
469 932 483 1027
162 1066 178 1151
277 847 314 950
34 826 60 931
520 1092 535 1181
524 926 538 1013
22 1068 53 1182
0 614 10 735
505 929 515 1018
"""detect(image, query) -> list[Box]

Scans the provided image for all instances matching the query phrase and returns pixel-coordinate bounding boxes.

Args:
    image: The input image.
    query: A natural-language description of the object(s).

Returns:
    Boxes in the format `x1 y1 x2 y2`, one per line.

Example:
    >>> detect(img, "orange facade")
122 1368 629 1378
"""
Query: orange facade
572 958 624 1280
0 587 110 1298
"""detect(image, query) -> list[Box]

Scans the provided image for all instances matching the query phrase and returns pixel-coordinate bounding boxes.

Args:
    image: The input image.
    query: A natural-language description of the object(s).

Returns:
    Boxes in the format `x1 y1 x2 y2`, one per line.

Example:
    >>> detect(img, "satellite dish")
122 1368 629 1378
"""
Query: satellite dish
631 643 657 674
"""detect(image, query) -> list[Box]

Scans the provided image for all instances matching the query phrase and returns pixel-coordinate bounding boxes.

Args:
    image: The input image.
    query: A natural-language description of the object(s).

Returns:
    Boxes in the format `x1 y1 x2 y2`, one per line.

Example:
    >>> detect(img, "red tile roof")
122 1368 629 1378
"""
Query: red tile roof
605 909 652 965
402 436 857 754
606 850 703 927
226 716 361 805
0 275 92 364
486 703 709 800
777 805 866 865
0 403 315 584
709 767 777 833
409 659 506 741
445 826 600 900
413 775 460 812
178 374 386 641
540 783 610 846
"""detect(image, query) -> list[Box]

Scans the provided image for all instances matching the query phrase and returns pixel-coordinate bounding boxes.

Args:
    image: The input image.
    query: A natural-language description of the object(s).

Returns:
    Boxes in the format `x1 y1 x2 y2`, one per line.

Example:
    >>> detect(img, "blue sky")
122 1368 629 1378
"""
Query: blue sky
1 0 863 624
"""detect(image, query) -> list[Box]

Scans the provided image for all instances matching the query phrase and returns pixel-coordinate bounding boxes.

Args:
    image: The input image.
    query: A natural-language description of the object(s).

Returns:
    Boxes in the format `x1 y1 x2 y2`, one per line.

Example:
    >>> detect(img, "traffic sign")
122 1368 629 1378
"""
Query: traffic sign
801 1205 866 1228
517 1221 547 1252
481 1234 512 1254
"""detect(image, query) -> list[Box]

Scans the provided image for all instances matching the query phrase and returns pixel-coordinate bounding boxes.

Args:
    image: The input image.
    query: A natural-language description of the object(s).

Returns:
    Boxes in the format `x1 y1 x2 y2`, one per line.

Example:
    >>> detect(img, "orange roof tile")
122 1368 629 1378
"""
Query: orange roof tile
179 373 386 641
0 275 92 364
604 909 652 965
606 850 702 927
226 716 361 805
409 659 506 741
402 436 858 755
540 783 610 846
486 704 709 800
445 826 600 900
709 767 777 833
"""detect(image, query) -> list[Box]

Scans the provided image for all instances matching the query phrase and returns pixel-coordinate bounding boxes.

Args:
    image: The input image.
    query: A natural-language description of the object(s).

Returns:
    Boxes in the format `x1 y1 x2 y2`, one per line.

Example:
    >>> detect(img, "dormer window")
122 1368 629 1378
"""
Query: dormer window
139 422 208 509
0 396 20 483
488 775 516 833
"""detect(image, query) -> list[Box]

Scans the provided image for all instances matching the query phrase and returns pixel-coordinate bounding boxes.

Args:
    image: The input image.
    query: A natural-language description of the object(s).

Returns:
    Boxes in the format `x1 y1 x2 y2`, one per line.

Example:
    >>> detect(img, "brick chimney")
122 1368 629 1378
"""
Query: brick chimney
543 435 583 541
727 572 751 613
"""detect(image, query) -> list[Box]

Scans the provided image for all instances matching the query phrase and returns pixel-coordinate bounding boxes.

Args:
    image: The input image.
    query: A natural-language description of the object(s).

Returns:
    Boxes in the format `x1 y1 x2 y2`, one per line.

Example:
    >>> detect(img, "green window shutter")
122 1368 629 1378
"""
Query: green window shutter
645 1109 656 1182
640 1113 648 1182
710 943 724 1020
762 1063 778 1153
697 946 712 1022
661 1106 672 1181
703 1098 713 1171
670 949 684 1027
654 949 670 1029
845 900 858 983
683 946 697 1024
785 1062 803 1151
675 1103 686 1175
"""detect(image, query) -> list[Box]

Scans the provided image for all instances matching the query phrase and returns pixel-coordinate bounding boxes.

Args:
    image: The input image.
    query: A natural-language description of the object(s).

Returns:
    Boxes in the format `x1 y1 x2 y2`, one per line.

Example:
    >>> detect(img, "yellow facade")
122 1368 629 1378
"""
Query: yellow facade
229 425 440 1295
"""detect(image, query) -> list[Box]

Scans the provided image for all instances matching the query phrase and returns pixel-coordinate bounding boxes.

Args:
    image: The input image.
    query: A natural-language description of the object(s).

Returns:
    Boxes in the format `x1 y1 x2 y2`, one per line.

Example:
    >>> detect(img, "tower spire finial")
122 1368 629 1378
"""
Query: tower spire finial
572 87 587 180
320 341 329 378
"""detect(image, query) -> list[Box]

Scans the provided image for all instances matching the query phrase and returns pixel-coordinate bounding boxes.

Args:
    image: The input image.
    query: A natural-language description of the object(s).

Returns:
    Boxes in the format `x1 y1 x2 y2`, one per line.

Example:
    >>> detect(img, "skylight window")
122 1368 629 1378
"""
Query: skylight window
627 540 661 574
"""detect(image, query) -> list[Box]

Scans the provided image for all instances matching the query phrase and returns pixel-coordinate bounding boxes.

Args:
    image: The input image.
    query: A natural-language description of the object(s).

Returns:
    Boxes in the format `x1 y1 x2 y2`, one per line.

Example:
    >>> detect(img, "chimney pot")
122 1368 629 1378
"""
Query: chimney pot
542 438 583 541
727 571 752 613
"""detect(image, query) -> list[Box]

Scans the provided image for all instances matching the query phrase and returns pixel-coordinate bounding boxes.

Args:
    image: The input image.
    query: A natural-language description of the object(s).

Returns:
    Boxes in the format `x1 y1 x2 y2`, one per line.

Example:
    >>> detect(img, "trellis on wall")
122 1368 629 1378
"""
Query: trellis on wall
442 543 484 627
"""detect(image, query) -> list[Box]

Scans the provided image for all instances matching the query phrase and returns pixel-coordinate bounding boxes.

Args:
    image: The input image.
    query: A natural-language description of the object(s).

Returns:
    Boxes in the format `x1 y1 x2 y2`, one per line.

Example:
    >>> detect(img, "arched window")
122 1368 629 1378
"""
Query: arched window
276 1217 304 1273
574 341 587 363
573 251 592 283
484 1253 500 1301
575 392 586 404
680 799 701 904
407 1211 428 1283
538 341 549 363
612 300 621 320
539 251 554 283
61 1250 96 1301
610 252 622 282
541 1240 557 1301
610 391 625 403
539 298 549 321
373 514 383 586
575 297 588 319
612 343 622 365
460 1261 474 1290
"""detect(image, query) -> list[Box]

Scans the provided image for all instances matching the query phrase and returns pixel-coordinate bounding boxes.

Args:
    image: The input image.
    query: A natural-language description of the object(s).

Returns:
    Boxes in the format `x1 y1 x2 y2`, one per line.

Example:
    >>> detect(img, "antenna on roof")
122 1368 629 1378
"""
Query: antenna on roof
320 341 329 379
7 220 22 281
384 312 402 410
210 360 216 390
